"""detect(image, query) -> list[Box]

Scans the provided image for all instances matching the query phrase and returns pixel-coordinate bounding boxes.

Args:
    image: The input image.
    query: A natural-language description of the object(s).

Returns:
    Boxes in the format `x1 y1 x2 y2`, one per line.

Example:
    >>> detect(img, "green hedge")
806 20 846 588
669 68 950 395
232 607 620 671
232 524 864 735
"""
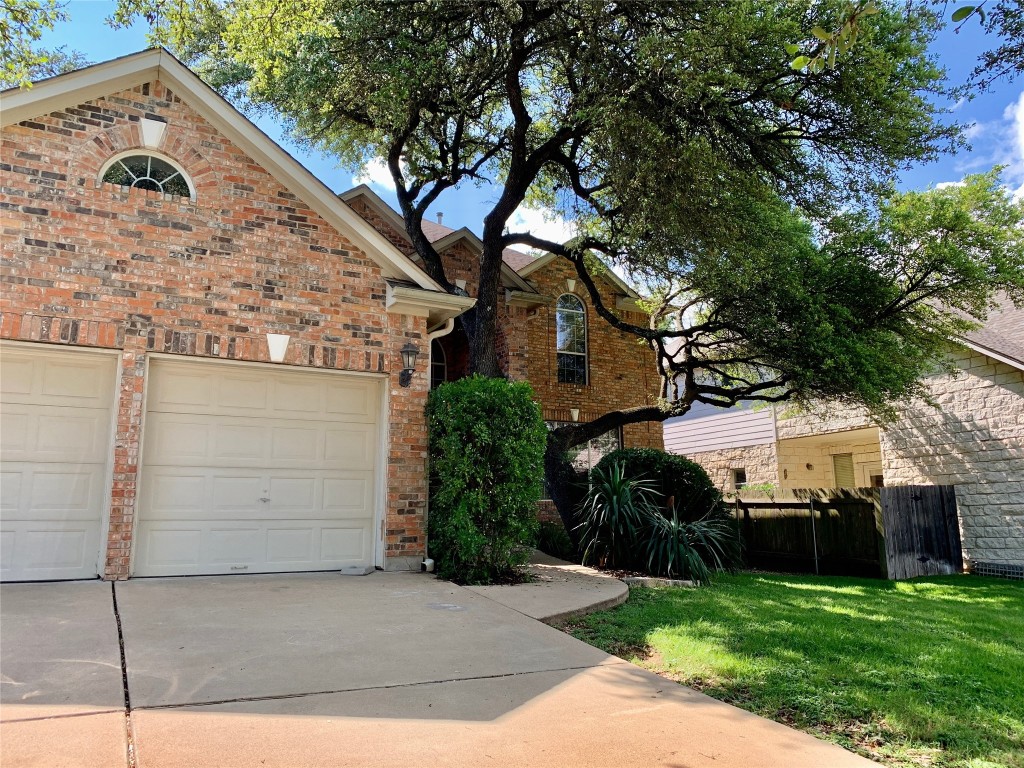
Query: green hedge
426 375 547 584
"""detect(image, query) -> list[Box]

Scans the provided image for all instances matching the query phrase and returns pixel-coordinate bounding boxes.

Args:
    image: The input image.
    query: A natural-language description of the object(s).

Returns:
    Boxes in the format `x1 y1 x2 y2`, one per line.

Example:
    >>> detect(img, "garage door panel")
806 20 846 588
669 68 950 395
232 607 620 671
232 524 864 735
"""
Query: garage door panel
323 476 373 514
0 524 101 577
221 375 269 411
321 527 367 561
324 425 376 469
270 427 321 463
0 345 114 582
0 405 111 462
325 382 376 419
2 358 34 395
1 349 116 408
136 521 373 576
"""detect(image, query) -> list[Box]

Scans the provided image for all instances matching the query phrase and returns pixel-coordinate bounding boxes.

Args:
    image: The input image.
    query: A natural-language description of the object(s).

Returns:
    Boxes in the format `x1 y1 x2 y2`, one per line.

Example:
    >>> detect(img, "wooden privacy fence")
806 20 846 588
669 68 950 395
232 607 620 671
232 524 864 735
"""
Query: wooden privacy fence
735 485 963 580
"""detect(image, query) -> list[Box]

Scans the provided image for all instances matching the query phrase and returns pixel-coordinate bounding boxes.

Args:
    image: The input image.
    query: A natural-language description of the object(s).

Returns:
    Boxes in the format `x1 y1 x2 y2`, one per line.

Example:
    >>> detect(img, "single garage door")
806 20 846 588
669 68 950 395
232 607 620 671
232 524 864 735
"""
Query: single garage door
134 358 381 577
0 344 116 581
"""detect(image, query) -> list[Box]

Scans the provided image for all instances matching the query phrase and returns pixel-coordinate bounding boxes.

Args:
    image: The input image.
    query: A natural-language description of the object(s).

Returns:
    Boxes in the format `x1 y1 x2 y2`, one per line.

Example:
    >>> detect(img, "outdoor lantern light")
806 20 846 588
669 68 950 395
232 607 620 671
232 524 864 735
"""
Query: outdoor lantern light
399 342 420 387
266 333 290 363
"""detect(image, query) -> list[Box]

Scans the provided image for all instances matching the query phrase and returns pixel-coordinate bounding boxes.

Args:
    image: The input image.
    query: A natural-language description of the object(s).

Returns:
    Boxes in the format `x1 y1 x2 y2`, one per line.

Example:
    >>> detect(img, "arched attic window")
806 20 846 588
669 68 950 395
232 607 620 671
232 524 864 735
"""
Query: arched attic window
100 151 195 199
555 293 587 385
430 339 447 390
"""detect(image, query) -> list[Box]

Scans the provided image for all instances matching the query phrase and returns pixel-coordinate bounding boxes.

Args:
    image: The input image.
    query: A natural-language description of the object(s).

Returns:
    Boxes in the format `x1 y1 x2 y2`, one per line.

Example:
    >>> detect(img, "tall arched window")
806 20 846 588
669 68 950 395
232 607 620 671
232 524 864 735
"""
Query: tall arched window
430 339 447 389
100 152 195 199
555 294 587 385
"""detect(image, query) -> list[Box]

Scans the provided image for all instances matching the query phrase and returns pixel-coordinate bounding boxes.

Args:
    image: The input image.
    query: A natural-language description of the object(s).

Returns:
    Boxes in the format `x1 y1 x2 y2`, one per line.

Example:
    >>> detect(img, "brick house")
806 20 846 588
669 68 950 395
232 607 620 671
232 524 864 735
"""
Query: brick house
0 50 661 582
663 302 1024 573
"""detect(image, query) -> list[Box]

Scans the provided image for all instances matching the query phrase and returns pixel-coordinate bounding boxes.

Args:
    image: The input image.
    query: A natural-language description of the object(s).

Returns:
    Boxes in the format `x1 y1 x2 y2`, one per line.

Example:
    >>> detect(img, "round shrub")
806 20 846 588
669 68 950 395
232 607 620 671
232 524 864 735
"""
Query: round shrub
592 447 722 522
427 375 547 584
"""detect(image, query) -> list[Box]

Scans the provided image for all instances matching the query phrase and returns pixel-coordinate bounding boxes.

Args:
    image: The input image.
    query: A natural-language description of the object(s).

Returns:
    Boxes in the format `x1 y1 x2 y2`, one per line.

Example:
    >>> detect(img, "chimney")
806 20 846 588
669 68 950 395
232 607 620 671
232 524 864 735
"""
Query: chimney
436 212 444 225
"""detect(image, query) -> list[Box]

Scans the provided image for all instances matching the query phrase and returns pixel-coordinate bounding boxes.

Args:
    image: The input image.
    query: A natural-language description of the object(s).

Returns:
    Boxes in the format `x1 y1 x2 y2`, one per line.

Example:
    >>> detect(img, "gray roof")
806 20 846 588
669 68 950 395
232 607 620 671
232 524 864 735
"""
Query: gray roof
965 299 1024 367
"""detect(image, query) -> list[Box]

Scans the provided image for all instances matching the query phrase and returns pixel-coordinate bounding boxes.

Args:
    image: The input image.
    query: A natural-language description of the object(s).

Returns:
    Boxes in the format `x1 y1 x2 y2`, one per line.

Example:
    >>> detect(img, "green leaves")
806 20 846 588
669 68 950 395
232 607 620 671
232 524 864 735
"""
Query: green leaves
951 5 978 23
426 375 547 584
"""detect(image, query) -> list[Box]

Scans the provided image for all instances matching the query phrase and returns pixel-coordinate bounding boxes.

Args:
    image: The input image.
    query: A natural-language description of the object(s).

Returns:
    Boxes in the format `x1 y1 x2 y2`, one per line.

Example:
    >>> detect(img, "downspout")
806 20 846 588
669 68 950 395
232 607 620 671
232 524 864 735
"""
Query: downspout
421 317 456 572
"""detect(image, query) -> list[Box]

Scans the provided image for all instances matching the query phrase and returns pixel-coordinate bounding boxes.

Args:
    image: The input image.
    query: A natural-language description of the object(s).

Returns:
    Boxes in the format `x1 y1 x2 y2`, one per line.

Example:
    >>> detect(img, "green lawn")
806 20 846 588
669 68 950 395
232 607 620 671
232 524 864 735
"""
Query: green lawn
564 573 1024 768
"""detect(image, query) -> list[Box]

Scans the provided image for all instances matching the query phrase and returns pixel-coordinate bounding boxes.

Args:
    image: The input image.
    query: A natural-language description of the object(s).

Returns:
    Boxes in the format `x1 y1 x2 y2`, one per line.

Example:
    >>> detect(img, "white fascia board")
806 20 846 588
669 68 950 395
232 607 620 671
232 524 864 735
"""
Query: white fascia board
1 49 163 127
339 185 409 235
959 338 1024 372
386 283 475 326
1 49 443 292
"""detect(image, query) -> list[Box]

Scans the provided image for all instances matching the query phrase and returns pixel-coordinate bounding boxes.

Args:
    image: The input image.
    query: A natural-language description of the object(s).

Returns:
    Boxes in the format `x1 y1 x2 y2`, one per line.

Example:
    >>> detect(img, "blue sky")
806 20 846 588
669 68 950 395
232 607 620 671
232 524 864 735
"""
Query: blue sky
39 1 1024 240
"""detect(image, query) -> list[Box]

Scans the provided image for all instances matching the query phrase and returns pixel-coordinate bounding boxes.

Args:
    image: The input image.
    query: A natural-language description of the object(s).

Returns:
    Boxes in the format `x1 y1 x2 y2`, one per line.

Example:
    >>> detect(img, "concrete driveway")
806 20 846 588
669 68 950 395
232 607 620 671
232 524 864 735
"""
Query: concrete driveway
1 572 873 768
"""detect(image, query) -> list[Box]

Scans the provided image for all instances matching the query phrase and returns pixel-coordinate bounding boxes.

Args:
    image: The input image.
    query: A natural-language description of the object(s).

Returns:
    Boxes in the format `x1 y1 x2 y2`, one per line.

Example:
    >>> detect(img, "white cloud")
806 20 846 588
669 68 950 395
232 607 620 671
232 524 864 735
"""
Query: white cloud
962 120 985 141
953 91 1024 201
934 181 965 190
351 157 398 191
1007 91 1024 199
508 204 576 247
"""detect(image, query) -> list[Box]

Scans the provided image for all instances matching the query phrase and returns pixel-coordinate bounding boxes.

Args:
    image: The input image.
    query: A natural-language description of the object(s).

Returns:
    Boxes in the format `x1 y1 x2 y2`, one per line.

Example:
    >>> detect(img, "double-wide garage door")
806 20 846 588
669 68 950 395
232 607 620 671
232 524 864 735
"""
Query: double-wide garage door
135 359 381 577
0 345 116 581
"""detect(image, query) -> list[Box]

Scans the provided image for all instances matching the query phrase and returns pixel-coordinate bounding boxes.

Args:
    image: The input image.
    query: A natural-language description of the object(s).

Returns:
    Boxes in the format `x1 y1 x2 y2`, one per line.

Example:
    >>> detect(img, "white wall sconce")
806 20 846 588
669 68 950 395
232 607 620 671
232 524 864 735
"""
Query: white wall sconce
266 333 291 363
399 342 420 387
566 278 576 293
570 408 580 422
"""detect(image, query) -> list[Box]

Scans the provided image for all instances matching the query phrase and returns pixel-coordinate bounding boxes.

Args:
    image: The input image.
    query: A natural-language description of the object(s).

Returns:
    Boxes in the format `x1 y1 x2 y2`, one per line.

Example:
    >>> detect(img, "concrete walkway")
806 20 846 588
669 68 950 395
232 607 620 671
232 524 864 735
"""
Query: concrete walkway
1 568 874 768
466 550 628 622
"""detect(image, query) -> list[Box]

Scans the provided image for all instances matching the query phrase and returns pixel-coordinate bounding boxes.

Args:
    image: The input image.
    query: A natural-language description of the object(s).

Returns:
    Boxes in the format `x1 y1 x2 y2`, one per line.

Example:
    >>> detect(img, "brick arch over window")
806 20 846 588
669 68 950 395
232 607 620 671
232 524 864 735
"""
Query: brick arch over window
66 94 216 198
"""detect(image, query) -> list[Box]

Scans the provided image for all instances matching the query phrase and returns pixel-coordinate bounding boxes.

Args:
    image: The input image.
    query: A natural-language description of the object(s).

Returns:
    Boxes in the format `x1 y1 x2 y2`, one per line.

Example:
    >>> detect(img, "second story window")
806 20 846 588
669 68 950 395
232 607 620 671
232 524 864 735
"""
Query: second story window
556 294 587 385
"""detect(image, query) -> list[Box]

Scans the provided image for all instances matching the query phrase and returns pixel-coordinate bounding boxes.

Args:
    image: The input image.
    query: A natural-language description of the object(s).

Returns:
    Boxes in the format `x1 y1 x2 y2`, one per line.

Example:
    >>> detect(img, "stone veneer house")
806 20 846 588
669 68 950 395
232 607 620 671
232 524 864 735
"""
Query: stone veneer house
664 302 1024 573
0 50 661 582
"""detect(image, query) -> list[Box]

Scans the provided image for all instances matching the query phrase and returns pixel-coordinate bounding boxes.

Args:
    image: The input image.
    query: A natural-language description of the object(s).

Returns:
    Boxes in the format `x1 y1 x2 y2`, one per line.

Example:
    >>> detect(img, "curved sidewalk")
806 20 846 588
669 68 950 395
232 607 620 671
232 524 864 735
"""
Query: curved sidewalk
465 550 629 622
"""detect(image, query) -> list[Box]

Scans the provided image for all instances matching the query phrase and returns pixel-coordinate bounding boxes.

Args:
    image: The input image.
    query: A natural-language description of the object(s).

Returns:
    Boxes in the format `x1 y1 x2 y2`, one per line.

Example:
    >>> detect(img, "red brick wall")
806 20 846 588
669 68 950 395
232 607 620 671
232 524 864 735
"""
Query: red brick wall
0 80 430 577
523 258 664 450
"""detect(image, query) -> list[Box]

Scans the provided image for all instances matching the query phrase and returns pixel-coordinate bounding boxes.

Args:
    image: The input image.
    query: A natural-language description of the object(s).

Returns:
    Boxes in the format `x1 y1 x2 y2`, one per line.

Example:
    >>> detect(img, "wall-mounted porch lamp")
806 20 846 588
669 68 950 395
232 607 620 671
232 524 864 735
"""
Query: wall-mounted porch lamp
399 342 421 387
266 333 291 363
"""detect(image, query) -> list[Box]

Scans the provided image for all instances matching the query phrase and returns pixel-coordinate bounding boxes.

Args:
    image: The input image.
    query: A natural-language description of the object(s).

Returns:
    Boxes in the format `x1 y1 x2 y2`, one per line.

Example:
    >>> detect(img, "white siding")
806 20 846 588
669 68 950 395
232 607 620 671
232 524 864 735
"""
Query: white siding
664 401 776 456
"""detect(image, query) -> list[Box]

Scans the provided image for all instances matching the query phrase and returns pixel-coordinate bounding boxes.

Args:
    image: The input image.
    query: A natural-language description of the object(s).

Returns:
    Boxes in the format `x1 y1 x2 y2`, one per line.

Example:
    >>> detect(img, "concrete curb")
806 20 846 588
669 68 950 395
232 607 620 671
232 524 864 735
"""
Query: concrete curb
622 576 696 589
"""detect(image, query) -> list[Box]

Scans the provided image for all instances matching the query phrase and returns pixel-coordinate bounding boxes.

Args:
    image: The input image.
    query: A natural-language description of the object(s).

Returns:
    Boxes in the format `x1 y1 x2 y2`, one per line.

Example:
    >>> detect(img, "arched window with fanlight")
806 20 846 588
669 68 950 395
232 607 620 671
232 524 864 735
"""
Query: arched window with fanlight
430 339 447 389
555 293 587 385
100 152 195 199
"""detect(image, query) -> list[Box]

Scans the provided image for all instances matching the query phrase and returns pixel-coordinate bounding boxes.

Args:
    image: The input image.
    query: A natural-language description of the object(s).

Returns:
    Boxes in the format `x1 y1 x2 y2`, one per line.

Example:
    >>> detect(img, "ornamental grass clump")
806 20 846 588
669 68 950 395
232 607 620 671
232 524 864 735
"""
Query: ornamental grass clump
426 375 547 584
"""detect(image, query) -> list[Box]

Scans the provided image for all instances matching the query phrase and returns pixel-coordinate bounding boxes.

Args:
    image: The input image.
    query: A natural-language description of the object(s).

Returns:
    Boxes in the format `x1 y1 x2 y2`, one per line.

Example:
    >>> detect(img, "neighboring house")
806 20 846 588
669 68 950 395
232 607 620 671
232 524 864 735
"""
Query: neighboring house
0 50 660 582
663 303 1024 573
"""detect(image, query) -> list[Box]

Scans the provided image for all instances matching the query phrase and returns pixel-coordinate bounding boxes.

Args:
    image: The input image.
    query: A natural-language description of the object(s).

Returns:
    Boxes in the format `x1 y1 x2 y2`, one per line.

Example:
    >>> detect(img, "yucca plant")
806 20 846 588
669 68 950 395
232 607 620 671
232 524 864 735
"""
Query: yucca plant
645 503 739 585
575 461 661 569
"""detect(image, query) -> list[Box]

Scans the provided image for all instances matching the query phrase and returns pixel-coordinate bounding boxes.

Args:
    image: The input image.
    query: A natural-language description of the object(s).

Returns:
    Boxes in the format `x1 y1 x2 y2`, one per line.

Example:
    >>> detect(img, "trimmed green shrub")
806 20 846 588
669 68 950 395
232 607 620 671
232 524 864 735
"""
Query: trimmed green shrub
427 375 547 584
593 447 722 523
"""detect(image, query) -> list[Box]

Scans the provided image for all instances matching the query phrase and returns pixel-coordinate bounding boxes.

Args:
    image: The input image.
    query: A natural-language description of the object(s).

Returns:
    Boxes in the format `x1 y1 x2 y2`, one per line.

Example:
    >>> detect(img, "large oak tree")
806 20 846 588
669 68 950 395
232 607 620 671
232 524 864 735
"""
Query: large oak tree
111 0 1024 521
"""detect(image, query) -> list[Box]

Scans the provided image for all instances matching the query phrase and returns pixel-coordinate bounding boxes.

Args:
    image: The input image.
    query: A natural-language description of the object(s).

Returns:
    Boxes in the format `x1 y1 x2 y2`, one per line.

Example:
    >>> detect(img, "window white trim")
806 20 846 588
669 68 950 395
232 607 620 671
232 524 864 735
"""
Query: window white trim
98 149 196 200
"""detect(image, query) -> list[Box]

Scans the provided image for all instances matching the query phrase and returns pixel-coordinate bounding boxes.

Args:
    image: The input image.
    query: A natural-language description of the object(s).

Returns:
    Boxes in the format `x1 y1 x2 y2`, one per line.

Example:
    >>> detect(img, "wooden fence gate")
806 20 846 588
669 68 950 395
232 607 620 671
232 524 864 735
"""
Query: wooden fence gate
881 485 962 579
736 485 962 580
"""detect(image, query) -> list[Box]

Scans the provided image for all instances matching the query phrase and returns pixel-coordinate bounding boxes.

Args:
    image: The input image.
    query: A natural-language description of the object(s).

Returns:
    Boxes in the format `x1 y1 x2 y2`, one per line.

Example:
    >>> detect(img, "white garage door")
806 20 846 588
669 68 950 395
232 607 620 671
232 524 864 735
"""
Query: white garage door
134 359 381 577
1 344 116 581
